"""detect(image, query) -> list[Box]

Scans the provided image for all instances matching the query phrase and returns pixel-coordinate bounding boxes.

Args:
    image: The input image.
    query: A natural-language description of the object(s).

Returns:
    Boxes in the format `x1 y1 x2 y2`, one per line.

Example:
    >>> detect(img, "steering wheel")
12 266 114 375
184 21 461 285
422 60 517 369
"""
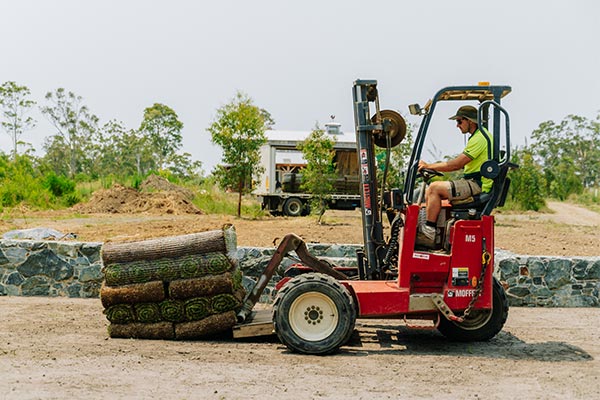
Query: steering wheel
413 168 443 204
417 168 444 181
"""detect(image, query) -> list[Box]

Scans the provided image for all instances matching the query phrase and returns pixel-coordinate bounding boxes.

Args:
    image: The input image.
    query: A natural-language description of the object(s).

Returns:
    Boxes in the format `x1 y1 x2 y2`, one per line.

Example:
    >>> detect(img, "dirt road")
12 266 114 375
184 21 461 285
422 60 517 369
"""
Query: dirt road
0 297 598 399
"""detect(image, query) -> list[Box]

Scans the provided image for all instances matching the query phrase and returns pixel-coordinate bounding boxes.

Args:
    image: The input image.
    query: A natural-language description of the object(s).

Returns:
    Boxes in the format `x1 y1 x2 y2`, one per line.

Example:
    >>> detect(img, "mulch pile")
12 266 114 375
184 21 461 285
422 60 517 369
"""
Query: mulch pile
73 175 202 215
100 225 245 340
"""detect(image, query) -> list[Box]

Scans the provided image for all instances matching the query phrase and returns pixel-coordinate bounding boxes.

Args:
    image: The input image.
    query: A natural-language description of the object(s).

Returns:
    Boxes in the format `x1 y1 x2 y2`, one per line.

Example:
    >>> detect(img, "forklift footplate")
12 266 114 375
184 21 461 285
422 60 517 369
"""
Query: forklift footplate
232 309 274 339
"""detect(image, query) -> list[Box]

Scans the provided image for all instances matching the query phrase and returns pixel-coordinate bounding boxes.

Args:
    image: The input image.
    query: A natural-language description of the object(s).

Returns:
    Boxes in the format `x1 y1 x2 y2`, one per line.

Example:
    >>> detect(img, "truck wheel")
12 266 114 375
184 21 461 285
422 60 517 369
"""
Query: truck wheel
438 278 508 342
283 197 304 217
273 273 356 355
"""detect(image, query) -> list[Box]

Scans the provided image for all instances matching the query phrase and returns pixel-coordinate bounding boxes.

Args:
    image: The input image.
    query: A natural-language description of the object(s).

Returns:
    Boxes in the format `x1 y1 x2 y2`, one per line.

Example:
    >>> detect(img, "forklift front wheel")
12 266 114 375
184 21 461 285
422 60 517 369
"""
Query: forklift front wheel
273 273 356 355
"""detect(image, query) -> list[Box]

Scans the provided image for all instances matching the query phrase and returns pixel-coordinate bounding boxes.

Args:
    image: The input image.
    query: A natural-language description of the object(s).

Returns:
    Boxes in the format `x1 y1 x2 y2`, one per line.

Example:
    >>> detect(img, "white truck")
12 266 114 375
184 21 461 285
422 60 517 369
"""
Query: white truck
255 122 361 216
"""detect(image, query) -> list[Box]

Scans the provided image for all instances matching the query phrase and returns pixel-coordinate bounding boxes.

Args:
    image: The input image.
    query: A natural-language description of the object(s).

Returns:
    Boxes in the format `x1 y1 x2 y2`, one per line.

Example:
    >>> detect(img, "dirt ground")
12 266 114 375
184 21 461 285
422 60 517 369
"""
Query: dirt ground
0 296 599 399
1 188 599 398
1 200 599 256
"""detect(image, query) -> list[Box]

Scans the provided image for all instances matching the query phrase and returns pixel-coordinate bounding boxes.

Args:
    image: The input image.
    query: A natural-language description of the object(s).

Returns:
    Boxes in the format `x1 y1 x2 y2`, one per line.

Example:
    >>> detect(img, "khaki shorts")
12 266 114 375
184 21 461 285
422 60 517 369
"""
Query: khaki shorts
448 179 482 201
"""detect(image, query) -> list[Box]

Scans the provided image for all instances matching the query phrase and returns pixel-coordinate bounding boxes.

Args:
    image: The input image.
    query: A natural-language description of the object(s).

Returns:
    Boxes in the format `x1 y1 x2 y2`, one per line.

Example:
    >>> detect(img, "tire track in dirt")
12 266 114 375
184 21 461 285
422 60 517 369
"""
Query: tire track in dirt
545 201 600 226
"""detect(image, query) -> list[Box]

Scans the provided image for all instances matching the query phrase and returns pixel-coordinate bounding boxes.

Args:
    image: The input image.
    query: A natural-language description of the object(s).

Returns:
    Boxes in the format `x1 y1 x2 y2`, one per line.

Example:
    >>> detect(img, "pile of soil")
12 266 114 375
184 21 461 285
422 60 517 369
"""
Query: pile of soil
140 175 195 200
73 176 201 215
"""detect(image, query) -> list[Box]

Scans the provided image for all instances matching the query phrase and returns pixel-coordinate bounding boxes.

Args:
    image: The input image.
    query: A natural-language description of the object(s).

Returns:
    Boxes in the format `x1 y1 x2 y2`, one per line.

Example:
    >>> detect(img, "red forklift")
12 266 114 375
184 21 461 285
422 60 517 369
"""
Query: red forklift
235 80 515 355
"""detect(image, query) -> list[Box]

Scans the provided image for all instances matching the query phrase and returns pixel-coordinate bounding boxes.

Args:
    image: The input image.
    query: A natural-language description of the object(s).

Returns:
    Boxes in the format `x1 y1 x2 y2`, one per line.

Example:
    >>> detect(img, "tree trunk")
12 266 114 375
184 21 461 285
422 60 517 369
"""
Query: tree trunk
237 181 243 217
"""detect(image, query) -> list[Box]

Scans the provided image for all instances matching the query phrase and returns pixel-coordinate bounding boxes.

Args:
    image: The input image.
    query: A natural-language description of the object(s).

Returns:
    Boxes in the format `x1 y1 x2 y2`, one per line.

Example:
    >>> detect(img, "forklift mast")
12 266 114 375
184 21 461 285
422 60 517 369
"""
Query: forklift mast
352 80 388 279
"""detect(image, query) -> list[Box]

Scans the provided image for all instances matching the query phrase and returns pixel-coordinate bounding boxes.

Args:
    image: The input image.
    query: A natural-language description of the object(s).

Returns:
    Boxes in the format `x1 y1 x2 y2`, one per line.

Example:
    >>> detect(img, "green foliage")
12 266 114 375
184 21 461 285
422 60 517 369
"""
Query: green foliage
531 114 600 198
508 149 546 211
375 122 415 190
139 103 184 170
297 125 336 223
0 154 53 209
208 91 270 217
42 173 75 197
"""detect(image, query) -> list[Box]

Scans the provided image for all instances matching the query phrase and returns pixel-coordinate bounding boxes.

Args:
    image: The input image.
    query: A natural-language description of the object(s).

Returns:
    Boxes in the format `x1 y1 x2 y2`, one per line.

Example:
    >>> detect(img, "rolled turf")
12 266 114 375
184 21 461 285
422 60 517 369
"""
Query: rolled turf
159 299 186 323
102 226 237 265
134 303 162 323
108 322 175 340
104 304 135 324
174 311 237 340
184 297 211 321
211 293 240 314
168 269 243 299
103 252 235 286
100 281 165 308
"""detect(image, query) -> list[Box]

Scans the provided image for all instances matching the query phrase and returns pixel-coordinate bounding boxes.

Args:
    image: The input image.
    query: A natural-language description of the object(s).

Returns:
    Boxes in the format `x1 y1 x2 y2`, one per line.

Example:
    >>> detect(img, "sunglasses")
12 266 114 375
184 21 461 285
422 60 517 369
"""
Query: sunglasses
456 118 466 124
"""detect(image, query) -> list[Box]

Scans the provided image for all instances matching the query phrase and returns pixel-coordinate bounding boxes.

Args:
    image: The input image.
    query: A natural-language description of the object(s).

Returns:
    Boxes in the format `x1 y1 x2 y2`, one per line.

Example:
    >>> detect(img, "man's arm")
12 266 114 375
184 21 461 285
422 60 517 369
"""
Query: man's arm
418 153 471 172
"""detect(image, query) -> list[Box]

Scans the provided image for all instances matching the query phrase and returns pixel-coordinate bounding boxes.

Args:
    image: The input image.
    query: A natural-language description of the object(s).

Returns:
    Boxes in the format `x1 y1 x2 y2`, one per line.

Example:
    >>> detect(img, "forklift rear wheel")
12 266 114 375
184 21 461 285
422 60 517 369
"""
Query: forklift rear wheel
438 278 509 342
283 197 304 217
273 273 356 355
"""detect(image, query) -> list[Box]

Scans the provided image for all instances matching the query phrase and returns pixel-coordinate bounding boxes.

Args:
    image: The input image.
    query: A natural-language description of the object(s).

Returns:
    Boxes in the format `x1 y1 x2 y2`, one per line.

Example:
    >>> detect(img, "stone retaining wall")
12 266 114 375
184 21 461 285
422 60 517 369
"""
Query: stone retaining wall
1 240 598 307
495 250 600 307
0 240 103 297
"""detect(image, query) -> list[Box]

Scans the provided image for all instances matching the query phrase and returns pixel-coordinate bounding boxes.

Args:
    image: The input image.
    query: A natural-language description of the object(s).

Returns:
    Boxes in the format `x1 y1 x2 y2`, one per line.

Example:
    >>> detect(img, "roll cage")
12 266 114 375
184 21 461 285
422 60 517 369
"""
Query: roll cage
404 85 513 216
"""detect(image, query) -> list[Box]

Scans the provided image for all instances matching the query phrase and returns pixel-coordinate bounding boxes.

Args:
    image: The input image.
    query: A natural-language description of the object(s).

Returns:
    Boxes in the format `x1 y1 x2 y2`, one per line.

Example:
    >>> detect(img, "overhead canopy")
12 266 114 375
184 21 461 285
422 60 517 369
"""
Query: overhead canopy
435 86 512 102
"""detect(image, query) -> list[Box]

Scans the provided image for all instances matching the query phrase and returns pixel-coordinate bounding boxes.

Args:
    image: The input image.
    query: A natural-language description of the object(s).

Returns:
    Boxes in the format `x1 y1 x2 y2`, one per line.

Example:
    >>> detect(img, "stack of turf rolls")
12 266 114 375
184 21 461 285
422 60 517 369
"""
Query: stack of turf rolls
100 225 245 340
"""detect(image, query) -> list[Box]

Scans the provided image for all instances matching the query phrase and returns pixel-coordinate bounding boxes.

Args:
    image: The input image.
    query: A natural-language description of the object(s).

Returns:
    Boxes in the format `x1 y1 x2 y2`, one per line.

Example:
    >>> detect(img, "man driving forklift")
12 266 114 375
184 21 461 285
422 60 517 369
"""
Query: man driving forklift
416 105 493 248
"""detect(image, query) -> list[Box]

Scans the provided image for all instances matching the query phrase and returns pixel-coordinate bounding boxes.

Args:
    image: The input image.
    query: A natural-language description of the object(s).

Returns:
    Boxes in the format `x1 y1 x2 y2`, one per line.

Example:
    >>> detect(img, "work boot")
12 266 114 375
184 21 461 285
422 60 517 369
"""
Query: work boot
416 224 436 248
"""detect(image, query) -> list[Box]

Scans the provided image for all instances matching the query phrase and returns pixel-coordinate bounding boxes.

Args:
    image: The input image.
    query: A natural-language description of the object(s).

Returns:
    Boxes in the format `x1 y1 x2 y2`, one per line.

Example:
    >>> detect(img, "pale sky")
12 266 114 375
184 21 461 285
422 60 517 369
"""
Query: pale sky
1 0 598 173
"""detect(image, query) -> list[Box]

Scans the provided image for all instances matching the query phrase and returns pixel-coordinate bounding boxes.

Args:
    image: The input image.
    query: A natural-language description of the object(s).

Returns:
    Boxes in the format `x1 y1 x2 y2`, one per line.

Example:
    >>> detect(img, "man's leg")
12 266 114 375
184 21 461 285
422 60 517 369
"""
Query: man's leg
425 181 451 223
417 181 451 248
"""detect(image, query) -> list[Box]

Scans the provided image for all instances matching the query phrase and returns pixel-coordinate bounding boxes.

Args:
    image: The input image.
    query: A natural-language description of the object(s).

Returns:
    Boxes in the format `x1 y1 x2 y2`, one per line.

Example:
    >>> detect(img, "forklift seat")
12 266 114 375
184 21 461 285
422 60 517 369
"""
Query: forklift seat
450 192 491 211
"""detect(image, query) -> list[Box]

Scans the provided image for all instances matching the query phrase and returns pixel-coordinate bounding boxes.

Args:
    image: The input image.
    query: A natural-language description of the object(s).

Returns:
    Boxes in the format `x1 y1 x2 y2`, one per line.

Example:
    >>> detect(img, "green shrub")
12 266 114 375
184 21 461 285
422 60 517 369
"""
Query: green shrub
508 150 546 211
64 193 81 207
43 173 75 197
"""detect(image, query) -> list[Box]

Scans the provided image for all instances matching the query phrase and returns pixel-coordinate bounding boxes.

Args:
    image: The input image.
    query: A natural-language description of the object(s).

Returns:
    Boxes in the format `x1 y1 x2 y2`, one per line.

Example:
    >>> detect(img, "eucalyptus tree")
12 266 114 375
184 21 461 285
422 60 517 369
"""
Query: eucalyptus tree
40 88 99 178
531 113 600 199
0 81 37 159
139 103 183 170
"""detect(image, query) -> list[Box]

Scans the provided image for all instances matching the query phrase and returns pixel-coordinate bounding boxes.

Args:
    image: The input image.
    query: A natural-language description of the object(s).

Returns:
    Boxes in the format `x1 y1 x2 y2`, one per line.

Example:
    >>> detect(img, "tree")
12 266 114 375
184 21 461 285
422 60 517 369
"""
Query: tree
208 91 270 217
139 103 183 170
375 122 414 190
91 120 151 177
0 81 37 159
298 124 337 223
509 148 546 211
530 114 600 198
40 88 99 178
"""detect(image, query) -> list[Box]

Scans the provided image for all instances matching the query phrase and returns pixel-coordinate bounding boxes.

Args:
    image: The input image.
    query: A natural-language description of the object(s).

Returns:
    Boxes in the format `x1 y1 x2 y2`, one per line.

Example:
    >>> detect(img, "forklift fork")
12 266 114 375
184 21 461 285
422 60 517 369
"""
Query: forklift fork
236 233 349 323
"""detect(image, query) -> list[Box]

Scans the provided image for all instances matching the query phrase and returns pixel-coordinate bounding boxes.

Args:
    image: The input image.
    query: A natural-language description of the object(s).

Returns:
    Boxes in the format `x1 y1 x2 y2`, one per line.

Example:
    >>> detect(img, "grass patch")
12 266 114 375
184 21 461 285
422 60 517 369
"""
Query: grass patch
568 189 600 213
496 198 553 214
192 181 266 218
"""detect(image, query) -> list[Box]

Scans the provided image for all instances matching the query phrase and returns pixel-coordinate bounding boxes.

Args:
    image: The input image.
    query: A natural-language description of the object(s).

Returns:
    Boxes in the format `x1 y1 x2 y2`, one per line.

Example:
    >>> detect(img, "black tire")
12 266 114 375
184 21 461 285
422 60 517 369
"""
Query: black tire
438 277 508 342
273 273 356 355
283 197 304 217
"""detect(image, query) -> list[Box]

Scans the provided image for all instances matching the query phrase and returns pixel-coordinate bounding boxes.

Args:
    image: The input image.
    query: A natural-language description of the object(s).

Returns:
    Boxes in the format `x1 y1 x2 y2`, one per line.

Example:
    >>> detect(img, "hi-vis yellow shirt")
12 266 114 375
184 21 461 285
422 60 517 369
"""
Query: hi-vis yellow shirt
463 128 493 192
